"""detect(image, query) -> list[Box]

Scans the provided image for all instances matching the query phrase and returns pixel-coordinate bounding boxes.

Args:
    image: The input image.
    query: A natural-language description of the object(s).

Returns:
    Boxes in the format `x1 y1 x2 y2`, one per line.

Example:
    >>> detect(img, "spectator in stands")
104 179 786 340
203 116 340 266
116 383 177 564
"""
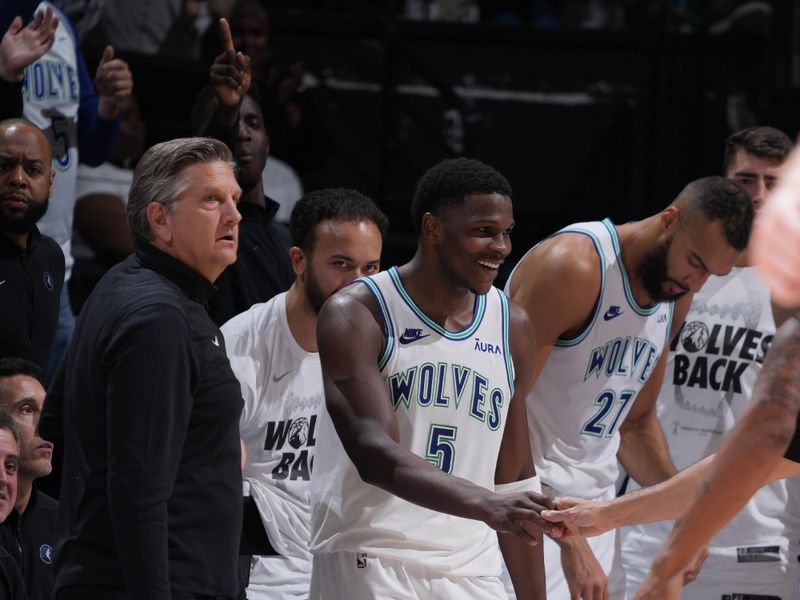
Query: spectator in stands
193 18 293 325
71 93 143 311
0 410 28 600
0 119 63 371
0 1 132 380
0 357 57 600
227 0 329 188
0 5 58 117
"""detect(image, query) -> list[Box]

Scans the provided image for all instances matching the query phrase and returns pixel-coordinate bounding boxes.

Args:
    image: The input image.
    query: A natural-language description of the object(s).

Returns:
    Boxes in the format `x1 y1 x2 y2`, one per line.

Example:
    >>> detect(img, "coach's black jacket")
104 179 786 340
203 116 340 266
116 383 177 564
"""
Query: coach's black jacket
41 240 244 600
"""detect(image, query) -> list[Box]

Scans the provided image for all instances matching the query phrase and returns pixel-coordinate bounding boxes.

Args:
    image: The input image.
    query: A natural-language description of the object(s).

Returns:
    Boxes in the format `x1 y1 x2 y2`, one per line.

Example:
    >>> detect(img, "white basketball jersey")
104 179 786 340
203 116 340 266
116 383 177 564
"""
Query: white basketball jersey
310 267 515 577
506 219 673 499
23 2 80 278
221 293 324 598
623 267 792 550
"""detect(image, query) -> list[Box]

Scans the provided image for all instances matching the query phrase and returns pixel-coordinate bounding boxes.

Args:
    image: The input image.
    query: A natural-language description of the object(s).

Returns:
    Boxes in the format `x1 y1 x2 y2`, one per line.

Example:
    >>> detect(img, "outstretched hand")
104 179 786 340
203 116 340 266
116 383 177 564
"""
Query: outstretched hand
0 7 59 81
210 17 252 108
95 45 133 119
488 490 568 545
540 496 613 537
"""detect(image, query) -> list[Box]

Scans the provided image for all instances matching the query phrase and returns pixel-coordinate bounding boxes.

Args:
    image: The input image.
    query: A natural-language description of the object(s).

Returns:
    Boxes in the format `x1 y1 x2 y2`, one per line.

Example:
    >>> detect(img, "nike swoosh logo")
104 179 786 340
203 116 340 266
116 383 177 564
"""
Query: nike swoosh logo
399 333 430 345
212 336 220 347
272 370 291 383
603 309 623 321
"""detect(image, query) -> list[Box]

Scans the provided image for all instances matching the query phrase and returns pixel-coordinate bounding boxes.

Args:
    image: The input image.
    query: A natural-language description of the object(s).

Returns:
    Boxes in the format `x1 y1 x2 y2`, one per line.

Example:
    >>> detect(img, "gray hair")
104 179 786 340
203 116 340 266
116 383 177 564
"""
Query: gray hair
0 410 20 450
127 137 235 240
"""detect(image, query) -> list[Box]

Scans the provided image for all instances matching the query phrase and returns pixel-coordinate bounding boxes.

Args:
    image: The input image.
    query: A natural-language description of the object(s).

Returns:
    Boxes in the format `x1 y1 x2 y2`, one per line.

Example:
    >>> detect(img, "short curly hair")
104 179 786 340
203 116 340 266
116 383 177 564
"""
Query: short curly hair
410 158 512 231
289 188 389 253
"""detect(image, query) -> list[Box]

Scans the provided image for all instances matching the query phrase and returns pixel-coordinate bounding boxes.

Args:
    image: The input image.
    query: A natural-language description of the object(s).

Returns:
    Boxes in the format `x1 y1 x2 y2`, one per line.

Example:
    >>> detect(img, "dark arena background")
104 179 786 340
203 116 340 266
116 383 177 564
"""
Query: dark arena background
75 0 800 284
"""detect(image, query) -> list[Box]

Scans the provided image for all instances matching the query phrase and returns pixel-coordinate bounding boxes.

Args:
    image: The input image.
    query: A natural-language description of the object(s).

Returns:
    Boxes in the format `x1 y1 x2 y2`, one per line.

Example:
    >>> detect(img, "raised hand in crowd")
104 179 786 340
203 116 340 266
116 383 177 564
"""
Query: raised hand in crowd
0 6 59 82
94 45 133 119
211 17 252 112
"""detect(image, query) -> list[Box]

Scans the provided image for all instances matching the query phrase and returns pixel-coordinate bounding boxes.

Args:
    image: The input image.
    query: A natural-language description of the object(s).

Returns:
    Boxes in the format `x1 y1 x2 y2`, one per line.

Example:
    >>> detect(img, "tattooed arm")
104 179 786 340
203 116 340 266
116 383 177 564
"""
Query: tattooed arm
634 318 800 599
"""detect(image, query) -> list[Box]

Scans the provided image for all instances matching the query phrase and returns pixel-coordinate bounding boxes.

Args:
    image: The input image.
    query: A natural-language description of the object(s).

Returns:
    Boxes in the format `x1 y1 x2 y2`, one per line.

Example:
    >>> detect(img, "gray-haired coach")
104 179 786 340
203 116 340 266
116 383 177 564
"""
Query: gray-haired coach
41 137 245 600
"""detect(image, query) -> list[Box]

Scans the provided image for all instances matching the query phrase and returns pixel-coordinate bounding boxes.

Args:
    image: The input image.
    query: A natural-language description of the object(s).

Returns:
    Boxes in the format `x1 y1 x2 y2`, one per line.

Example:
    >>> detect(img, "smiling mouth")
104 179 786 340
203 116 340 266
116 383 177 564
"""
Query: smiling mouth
476 259 502 270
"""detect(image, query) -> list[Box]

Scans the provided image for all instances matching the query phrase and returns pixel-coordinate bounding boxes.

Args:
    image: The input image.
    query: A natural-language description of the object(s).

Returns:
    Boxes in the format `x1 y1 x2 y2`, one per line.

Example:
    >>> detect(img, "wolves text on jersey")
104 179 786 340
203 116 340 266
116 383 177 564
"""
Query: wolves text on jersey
387 363 505 431
670 321 773 393
583 336 660 385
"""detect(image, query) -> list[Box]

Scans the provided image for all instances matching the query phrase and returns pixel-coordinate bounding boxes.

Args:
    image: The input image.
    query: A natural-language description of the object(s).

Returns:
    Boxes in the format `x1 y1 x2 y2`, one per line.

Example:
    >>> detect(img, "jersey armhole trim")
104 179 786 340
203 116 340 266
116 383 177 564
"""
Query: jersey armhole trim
554 228 606 347
355 277 395 370
497 289 515 397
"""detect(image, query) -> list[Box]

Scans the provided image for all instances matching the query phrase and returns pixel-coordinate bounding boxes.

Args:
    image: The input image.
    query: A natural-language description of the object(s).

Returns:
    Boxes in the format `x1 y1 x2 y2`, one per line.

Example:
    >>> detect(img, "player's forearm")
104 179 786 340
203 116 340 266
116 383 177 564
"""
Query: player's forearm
352 432 496 522
618 416 678 487
499 531 546 600
605 455 714 529
650 406 790 580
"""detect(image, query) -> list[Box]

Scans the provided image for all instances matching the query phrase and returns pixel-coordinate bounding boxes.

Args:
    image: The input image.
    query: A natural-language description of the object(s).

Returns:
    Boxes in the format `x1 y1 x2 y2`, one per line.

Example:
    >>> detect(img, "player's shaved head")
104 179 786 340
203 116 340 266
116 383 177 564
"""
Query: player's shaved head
672 176 753 251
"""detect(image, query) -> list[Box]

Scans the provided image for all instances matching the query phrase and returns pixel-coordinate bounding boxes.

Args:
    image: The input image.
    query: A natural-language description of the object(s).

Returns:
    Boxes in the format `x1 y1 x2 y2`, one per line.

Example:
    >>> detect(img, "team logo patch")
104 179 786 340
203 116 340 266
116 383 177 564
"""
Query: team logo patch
603 305 623 321
356 552 368 568
43 272 54 291
680 321 709 353
288 417 310 449
399 328 430 344
39 544 53 564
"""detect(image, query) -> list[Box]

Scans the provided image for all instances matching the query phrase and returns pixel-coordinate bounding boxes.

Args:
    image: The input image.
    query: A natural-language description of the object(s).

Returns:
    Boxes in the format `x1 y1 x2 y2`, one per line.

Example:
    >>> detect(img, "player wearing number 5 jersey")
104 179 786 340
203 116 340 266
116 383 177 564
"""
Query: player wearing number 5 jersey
505 177 754 599
310 158 563 600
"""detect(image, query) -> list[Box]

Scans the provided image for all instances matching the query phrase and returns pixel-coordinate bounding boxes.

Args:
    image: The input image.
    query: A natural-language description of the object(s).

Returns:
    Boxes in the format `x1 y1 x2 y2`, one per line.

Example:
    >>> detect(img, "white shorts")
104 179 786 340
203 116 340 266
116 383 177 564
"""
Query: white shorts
310 551 509 600
503 530 627 600
246 553 312 599
622 532 800 600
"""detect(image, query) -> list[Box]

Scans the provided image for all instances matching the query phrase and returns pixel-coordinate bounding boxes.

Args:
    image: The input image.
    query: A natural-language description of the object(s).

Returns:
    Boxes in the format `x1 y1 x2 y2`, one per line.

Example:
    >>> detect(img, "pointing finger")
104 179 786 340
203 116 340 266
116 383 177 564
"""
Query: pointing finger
219 17 235 52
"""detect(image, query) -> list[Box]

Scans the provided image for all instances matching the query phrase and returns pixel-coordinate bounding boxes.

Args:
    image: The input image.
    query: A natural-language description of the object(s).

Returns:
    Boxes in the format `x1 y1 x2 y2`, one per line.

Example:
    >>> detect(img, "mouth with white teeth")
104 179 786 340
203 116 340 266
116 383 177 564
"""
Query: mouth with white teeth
476 259 502 270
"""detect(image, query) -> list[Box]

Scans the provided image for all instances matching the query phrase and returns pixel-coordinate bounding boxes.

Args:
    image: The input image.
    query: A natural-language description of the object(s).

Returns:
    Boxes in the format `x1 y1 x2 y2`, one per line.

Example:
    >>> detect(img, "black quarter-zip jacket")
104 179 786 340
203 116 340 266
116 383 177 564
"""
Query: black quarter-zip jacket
41 240 244 599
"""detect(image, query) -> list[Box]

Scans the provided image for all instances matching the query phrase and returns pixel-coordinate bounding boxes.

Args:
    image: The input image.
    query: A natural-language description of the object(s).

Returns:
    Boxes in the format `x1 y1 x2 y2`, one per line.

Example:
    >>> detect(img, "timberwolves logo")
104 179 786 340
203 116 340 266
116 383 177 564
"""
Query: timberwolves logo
288 417 309 449
43 272 54 291
39 544 53 564
680 321 708 353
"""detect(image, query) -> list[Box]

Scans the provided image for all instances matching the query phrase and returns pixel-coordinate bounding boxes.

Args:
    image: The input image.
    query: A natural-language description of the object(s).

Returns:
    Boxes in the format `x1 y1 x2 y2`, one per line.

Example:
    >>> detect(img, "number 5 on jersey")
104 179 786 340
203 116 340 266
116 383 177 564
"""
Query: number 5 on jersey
426 424 458 474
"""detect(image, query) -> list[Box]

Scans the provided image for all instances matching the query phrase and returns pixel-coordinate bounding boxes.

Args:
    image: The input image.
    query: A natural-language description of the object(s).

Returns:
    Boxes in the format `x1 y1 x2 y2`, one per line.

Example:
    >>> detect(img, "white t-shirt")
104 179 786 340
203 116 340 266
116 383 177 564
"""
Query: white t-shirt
621 268 800 588
72 162 132 259
222 292 324 599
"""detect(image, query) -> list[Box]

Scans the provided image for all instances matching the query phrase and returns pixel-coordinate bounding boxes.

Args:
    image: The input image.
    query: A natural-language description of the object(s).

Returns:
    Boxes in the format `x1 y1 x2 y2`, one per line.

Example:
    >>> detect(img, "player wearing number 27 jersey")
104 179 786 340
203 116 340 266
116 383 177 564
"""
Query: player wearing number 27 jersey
513 220 673 501
505 178 753 599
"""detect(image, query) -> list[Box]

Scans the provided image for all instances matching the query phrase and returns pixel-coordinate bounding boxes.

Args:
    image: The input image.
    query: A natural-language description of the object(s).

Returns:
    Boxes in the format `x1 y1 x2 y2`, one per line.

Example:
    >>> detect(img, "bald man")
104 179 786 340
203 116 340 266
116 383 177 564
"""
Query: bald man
0 118 63 369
